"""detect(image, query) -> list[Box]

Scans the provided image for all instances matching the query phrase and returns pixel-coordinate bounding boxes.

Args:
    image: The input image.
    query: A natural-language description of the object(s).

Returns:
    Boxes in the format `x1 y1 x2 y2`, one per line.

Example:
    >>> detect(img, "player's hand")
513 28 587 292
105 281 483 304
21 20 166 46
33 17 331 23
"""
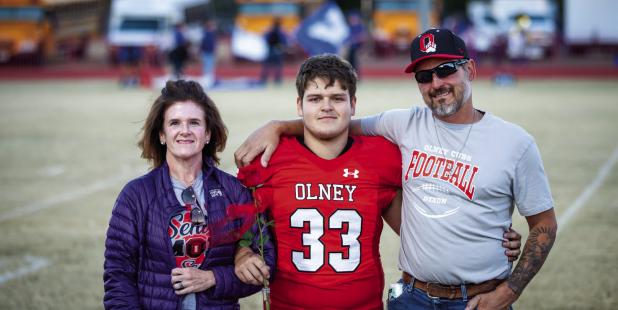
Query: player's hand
234 247 270 286
171 267 216 295
503 227 522 262
464 282 518 310
234 121 282 168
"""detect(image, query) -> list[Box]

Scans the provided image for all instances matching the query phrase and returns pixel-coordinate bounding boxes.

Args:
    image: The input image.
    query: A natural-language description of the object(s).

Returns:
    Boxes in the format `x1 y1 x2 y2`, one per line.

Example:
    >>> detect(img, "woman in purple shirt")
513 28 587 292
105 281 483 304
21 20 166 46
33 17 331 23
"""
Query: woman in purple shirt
104 80 274 309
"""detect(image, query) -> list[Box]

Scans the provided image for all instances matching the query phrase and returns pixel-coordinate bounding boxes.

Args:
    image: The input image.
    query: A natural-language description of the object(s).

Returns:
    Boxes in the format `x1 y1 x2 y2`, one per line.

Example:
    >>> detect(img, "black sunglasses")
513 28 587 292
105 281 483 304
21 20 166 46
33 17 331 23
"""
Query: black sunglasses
414 59 469 84
181 186 207 226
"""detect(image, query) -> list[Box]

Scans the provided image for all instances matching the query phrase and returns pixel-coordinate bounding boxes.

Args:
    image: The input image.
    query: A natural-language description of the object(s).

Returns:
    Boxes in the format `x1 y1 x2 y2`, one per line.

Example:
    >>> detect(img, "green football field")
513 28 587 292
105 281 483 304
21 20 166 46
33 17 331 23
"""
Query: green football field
0 78 616 309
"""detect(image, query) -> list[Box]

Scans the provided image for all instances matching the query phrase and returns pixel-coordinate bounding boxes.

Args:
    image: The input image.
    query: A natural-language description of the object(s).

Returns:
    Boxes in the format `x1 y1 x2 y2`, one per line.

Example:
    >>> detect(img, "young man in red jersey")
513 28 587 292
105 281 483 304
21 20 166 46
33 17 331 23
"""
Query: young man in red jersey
235 54 403 309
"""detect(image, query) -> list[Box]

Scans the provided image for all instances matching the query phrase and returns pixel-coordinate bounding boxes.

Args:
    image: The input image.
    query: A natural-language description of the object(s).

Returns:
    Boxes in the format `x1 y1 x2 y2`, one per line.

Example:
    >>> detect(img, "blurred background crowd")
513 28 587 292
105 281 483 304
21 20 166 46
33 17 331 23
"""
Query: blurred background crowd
0 0 617 86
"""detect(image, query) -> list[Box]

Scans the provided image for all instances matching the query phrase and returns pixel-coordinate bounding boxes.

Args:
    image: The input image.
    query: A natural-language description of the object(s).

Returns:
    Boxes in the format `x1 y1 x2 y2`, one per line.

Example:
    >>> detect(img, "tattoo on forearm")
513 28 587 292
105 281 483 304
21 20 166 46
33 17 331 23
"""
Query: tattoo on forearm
507 225 557 295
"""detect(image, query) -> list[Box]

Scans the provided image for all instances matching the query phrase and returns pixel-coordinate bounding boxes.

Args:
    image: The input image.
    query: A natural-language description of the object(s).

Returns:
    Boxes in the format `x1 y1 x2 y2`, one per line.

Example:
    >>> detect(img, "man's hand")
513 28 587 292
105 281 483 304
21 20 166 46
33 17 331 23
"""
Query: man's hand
234 247 270 286
468 209 557 309
503 227 522 262
234 121 283 168
464 282 518 310
171 268 216 295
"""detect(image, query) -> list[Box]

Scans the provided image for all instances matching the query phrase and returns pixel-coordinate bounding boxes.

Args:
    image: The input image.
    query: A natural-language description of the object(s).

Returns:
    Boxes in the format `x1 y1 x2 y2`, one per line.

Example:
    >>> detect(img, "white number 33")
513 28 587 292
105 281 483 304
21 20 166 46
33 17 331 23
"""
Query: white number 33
290 208 362 272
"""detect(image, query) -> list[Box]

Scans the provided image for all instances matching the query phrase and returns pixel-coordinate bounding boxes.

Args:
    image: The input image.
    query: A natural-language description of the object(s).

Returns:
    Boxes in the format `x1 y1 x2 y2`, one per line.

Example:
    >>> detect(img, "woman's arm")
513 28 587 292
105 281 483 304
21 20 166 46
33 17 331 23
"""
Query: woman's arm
202 181 276 299
103 189 141 309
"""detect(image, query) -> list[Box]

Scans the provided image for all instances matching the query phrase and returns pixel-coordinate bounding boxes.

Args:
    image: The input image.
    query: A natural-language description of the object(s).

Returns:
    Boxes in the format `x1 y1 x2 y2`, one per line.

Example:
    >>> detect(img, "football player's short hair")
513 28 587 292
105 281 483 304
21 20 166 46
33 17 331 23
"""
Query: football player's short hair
295 53 358 100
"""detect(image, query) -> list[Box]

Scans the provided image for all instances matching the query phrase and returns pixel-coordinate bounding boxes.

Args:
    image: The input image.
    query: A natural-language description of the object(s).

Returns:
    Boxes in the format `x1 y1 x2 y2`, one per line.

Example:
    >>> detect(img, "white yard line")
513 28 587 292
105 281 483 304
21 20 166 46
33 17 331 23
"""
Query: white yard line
0 169 137 223
558 146 618 235
39 165 65 177
0 256 50 285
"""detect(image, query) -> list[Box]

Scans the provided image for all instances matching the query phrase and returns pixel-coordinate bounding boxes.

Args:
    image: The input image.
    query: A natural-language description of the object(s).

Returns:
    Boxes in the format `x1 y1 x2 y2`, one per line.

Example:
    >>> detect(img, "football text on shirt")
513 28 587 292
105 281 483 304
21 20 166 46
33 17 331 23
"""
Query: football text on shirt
404 149 478 199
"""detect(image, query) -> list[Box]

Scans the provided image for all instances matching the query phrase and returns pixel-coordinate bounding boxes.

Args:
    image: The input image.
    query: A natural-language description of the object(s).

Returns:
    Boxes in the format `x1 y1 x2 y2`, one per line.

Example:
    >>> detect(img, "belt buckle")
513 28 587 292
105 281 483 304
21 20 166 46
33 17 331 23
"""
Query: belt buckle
424 282 441 299
425 282 459 299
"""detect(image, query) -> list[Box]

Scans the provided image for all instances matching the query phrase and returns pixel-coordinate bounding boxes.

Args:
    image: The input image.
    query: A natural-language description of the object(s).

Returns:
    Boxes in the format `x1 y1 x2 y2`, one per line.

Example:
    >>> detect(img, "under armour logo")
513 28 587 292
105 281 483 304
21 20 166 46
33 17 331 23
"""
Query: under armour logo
209 188 223 198
343 168 359 178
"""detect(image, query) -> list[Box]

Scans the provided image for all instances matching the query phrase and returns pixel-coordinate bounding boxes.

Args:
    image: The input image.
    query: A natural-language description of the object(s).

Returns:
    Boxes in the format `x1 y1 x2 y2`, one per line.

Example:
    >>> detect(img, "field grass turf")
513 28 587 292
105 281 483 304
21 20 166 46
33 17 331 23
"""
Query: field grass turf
0 78 616 309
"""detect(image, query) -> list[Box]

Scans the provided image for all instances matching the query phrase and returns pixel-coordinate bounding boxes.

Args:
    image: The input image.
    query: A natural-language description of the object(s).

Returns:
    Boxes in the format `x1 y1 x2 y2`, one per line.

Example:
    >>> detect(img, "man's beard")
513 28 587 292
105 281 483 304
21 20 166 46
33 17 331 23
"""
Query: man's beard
425 84 470 117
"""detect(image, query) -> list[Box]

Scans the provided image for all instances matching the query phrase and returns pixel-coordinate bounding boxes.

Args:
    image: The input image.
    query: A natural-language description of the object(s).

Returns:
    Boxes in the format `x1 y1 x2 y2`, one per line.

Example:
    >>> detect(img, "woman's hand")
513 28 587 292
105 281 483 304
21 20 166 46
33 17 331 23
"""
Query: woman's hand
503 227 522 262
171 267 216 295
234 247 270 286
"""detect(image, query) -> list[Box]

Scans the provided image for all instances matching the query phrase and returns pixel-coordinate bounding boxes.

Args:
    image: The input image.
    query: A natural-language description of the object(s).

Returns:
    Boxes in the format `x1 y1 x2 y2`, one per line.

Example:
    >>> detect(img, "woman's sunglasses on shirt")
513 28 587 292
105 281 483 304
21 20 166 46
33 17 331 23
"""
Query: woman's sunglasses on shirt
181 186 207 226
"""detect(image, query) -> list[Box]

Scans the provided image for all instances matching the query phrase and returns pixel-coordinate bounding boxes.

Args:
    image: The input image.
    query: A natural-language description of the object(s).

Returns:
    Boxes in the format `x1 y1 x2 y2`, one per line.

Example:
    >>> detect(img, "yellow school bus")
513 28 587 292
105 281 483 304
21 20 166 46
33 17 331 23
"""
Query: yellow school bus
372 0 439 55
0 0 102 64
234 0 301 35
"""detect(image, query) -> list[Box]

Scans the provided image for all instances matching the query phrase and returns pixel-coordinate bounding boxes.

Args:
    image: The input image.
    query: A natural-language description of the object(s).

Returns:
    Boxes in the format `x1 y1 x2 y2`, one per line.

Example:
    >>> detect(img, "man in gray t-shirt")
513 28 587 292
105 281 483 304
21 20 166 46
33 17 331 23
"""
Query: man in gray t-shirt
361 106 553 288
234 29 556 310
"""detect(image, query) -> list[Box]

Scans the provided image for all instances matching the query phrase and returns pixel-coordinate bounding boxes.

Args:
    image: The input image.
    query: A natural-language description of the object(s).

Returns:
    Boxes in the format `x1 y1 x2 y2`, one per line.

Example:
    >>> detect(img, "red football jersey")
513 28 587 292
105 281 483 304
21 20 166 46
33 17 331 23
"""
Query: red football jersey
240 136 401 309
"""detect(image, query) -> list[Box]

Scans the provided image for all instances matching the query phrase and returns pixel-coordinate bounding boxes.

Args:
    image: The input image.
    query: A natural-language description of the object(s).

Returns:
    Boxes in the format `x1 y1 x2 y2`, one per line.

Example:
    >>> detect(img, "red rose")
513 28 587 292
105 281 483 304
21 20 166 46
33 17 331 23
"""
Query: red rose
237 163 265 188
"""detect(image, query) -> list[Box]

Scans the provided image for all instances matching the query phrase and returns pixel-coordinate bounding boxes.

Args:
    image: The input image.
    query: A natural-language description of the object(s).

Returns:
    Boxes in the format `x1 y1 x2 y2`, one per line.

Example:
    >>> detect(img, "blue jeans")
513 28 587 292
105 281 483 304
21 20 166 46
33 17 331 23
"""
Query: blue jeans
201 52 216 79
387 278 513 310
181 293 196 310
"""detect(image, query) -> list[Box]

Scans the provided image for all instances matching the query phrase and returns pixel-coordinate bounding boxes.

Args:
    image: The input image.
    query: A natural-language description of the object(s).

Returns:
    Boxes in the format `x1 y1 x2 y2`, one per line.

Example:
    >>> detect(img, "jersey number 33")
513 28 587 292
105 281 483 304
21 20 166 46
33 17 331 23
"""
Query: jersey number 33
290 208 362 273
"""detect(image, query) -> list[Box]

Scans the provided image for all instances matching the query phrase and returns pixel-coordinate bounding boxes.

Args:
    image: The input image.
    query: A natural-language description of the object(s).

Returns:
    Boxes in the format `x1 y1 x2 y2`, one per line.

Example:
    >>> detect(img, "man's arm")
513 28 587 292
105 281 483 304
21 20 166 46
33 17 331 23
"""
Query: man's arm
234 119 365 168
507 208 557 294
349 119 363 136
382 189 402 235
234 120 302 168
465 208 557 310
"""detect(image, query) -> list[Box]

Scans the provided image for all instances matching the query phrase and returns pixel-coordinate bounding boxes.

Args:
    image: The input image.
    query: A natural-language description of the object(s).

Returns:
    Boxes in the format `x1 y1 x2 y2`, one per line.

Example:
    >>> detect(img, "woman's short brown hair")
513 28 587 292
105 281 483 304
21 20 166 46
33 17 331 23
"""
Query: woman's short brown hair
138 80 228 168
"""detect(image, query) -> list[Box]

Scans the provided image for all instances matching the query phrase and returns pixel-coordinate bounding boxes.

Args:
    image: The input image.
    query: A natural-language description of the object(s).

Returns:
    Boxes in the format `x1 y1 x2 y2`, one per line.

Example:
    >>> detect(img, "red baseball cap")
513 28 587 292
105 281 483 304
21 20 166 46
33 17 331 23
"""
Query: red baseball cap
404 28 469 73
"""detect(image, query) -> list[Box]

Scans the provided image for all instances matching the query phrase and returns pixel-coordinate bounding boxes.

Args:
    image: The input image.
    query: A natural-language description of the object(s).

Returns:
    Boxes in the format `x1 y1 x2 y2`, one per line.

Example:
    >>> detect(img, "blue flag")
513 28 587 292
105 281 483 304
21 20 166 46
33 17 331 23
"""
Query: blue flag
296 2 350 55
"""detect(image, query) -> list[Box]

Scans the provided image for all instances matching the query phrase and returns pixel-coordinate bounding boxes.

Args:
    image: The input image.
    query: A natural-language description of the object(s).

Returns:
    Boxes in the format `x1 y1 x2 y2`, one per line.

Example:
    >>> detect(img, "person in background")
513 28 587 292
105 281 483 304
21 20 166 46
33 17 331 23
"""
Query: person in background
103 80 275 309
200 20 218 87
169 23 190 79
117 45 142 87
260 18 287 85
345 12 366 78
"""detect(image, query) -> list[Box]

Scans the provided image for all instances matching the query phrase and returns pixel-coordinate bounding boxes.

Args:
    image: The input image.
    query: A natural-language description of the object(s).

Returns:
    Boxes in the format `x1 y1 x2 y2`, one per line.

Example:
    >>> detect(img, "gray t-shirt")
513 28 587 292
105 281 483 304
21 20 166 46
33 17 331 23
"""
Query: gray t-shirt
361 107 553 285
171 172 206 310
171 171 206 210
